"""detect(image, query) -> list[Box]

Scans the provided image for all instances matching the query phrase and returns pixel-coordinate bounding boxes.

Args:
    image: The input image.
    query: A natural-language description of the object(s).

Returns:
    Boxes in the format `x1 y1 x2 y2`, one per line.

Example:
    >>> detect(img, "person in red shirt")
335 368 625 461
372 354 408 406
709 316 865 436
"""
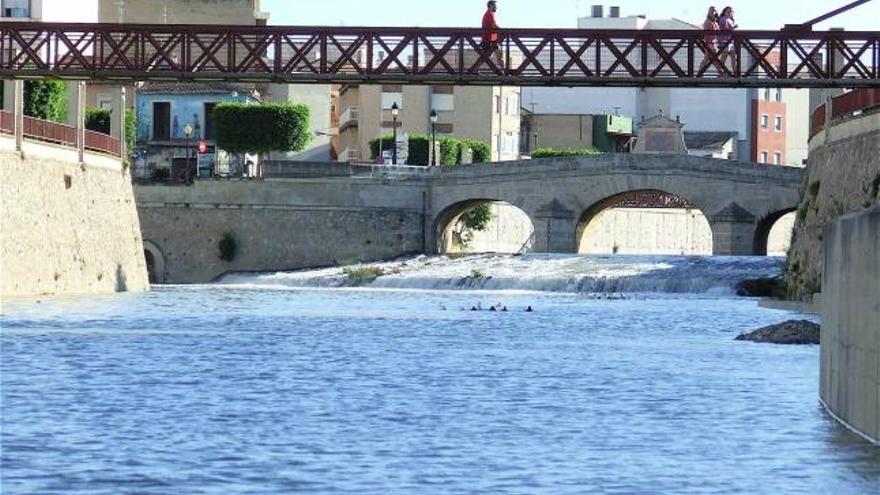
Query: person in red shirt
480 1 504 69
699 6 721 74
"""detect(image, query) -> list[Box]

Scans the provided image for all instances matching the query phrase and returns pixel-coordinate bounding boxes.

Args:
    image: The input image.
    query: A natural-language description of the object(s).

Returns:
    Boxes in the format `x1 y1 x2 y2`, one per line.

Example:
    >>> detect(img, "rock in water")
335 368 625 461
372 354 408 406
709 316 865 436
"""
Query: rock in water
735 320 820 345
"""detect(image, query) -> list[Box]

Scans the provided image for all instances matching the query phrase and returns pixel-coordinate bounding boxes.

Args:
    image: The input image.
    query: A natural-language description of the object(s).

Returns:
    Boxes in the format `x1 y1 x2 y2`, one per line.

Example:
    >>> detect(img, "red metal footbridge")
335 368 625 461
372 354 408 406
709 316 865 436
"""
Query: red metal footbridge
1 22 878 88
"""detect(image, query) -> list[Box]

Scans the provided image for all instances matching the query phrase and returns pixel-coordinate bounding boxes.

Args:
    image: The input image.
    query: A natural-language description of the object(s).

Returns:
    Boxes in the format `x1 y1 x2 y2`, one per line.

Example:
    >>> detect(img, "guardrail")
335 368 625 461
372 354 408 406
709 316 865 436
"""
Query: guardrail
0 110 121 156
810 88 880 138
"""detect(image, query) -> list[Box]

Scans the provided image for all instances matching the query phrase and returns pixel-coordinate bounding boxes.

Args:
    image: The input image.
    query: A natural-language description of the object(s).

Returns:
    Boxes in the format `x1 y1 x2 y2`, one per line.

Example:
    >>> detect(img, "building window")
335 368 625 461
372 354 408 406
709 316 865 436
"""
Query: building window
204 102 217 141
1 0 29 18
775 89 782 102
98 95 113 110
773 152 782 165
764 88 771 101
495 95 501 114
774 116 782 132
152 102 171 141
760 115 768 129
760 151 768 164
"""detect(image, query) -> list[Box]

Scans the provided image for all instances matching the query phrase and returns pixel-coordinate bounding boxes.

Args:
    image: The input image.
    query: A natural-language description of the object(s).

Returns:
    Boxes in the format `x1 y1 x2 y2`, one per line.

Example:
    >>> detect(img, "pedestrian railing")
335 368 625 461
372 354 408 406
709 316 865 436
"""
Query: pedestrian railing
0 110 121 156
0 23 877 88
810 88 880 138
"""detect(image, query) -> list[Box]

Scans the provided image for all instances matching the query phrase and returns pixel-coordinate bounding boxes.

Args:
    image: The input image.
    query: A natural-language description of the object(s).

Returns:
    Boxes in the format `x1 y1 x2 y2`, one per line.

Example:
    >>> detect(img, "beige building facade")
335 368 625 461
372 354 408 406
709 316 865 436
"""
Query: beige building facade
337 83 521 163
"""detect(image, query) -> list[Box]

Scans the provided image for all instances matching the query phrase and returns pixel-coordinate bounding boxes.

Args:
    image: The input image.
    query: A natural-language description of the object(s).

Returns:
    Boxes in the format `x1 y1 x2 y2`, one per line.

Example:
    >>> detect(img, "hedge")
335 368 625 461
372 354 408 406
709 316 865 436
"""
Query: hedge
24 80 67 122
214 103 311 154
85 108 137 155
531 147 601 158
368 134 490 167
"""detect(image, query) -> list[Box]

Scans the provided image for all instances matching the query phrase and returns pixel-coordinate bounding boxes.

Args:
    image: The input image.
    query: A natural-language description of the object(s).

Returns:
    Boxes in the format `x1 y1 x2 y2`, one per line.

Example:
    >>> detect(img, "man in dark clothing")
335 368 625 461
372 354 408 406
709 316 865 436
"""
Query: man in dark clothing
481 1 504 69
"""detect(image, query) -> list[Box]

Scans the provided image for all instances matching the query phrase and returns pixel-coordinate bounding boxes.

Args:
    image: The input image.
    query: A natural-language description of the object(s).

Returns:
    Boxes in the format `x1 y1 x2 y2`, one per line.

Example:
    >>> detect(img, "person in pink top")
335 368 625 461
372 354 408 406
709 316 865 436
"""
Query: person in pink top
718 6 739 72
699 6 721 73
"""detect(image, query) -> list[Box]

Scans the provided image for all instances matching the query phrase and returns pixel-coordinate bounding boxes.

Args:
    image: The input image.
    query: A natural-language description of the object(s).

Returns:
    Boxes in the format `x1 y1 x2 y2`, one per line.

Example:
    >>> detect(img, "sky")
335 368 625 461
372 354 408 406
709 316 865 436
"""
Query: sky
263 0 880 31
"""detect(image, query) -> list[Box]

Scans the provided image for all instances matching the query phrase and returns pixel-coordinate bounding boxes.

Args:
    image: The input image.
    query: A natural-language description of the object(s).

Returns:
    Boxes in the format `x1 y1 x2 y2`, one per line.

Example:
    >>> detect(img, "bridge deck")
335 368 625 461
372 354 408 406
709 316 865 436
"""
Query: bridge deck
1 23 878 87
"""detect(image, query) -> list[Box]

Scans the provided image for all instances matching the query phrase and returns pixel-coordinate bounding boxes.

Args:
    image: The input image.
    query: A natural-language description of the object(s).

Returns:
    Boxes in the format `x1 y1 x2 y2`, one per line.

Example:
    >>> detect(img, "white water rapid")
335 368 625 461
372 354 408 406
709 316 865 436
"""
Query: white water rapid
216 254 784 295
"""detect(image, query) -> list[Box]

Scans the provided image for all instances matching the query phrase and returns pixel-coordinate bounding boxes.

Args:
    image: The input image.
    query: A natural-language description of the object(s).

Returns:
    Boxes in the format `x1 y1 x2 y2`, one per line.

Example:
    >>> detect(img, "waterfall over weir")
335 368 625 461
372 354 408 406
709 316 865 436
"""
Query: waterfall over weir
216 254 784 295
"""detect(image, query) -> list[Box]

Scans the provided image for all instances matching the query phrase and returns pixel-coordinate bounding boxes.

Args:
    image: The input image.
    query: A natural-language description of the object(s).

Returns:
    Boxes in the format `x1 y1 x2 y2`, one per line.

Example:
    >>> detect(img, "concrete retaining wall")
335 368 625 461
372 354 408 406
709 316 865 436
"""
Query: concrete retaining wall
0 140 149 296
820 205 880 444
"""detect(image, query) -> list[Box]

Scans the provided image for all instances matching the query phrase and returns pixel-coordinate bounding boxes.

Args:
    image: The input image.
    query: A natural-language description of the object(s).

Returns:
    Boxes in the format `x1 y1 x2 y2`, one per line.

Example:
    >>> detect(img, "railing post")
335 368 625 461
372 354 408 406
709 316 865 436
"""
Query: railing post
67 81 86 162
111 87 127 159
13 80 23 152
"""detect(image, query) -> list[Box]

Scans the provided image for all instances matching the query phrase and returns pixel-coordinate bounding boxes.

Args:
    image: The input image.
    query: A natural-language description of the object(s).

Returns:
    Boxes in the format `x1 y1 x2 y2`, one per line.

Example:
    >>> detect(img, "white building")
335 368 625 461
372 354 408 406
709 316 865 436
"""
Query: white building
1 0 97 22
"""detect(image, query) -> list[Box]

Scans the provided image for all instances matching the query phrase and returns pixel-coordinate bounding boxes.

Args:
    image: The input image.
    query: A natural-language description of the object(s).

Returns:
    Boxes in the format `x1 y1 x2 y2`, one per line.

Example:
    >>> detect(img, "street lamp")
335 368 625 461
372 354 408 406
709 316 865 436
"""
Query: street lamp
183 123 193 185
390 101 399 165
429 110 438 167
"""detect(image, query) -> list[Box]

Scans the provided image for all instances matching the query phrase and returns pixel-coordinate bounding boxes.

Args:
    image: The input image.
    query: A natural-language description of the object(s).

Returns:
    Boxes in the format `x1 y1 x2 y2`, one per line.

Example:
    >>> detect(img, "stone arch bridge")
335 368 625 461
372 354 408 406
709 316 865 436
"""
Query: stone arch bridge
136 154 804 283
427 154 804 256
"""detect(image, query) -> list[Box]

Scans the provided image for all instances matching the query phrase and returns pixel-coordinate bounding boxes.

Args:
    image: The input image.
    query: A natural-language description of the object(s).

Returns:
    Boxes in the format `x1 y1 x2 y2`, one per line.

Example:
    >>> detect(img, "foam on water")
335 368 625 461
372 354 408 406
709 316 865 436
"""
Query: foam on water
216 254 784 295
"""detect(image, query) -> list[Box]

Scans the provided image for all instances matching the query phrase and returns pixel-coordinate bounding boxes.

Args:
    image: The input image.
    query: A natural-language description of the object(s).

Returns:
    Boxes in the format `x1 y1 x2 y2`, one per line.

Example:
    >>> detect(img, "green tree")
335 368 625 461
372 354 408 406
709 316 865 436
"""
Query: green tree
213 103 311 155
24 80 67 122
459 203 493 231
85 107 137 155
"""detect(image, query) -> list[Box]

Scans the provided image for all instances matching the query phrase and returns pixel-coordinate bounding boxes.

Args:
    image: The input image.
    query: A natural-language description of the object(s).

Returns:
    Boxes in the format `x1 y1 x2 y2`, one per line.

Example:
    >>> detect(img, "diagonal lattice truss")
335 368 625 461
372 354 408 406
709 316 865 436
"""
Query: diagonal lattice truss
1 23 878 87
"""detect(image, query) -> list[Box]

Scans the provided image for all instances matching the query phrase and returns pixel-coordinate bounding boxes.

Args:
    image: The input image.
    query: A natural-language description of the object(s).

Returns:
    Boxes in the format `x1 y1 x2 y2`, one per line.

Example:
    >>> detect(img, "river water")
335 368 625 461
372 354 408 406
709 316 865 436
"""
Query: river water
2 255 879 494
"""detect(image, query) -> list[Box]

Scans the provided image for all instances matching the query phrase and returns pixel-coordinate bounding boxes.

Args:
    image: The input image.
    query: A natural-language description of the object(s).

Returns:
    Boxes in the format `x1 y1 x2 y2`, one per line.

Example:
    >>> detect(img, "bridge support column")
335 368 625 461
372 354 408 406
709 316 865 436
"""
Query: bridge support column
67 81 86 162
10 80 24 152
709 202 757 256
532 199 577 253
110 87 126 159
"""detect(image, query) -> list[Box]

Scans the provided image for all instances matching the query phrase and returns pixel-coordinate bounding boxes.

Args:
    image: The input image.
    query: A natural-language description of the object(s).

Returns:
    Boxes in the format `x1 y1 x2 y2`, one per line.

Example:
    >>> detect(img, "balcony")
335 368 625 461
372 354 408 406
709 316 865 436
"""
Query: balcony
340 106 359 126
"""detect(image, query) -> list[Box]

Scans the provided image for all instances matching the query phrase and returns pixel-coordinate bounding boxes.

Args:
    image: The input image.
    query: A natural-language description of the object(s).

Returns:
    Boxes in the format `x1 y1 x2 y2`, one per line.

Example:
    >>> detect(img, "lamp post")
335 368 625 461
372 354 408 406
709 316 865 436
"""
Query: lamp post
429 110 438 167
183 123 193 185
390 101 399 165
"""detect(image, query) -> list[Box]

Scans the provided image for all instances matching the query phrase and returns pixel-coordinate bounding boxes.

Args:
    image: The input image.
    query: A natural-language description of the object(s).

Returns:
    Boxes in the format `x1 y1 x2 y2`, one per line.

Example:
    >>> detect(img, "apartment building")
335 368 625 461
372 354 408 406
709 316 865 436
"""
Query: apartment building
336 84 521 163
1 0 97 21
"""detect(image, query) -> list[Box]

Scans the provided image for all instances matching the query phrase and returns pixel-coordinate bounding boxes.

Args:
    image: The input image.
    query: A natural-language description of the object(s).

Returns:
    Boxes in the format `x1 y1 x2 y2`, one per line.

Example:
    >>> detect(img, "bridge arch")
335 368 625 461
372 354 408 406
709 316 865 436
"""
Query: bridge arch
143 240 166 284
434 199 535 254
576 189 713 255
753 209 798 256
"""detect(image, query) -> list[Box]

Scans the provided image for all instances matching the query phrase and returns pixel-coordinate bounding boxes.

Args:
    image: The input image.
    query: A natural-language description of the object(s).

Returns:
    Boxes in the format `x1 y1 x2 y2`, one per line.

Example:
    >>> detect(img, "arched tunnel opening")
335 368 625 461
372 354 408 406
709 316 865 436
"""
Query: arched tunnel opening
436 200 535 254
754 210 797 256
577 190 713 255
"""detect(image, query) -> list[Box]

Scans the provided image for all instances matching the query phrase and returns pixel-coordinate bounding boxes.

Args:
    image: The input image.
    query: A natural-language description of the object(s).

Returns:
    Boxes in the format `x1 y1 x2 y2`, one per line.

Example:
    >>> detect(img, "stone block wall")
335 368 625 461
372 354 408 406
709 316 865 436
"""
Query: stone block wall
820 205 880 444
1 143 149 296
785 112 880 300
135 180 425 283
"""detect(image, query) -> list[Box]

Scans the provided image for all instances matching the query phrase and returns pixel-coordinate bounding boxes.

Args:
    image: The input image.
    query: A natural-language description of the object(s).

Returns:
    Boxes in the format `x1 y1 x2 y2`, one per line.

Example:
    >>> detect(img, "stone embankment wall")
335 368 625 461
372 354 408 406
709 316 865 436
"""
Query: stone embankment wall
820 206 880 444
785 112 880 299
136 179 425 284
1 141 149 296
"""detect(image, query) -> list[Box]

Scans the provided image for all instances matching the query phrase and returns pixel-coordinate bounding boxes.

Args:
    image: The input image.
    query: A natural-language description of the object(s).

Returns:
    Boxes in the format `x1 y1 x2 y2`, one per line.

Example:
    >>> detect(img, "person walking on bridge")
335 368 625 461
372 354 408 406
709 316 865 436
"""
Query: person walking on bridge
699 6 721 74
718 6 739 72
481 1 504 70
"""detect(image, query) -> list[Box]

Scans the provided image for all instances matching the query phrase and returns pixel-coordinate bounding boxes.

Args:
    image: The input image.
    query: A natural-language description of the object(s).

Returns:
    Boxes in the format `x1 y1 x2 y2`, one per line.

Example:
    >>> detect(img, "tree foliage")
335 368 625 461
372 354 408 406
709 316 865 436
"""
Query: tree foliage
459 203 493 232
531 147 601 158
85 108 137 155
213 103 311 154
368 134 490 166
24 80 67 122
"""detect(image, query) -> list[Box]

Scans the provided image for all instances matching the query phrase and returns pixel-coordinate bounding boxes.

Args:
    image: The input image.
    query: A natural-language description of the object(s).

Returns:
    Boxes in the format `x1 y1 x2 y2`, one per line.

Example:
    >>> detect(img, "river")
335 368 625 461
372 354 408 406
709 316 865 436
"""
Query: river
1 254 878 494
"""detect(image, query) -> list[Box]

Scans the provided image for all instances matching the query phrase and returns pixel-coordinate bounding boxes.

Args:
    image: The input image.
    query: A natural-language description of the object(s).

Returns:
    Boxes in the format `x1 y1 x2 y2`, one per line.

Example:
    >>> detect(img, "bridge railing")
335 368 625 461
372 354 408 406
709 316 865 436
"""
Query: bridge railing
810 88 880 137
0 23 877 87
0 109 121 156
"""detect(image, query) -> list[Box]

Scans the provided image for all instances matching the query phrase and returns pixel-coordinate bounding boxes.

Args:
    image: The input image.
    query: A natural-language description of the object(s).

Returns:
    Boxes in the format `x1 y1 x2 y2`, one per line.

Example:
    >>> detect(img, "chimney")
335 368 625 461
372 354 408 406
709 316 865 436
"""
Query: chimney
610 6 620 18
591 5 604 18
